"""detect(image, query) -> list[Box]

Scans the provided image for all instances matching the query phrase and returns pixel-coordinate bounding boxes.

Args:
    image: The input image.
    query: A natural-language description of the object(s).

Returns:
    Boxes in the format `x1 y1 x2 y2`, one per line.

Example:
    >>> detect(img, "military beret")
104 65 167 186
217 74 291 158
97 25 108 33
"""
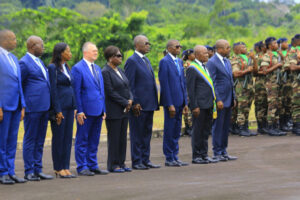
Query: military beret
265 37 277 45
294 34 300 39
277 38 288 44
182 49 194 57
205 45 213 51
233 42 245 47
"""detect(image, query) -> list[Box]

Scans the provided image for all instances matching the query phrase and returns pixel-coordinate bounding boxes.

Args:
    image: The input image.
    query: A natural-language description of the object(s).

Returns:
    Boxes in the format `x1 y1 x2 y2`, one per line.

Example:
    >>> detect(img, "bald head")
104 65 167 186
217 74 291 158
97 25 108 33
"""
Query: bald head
167 39 181 56
0 30 17 51
215 39 231 57
134 35 150 54
26 35 44 57
194 45 208 63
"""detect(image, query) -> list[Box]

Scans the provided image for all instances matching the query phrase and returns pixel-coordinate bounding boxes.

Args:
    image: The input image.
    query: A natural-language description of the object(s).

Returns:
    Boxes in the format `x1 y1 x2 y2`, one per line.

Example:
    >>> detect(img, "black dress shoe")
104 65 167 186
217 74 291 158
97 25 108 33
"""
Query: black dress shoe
90 168 109 175
192 158 209 164
132 164 149 170
165 160 181 167
78 169 95 176
175 160 189 166
213 155 227 162
203 156 219 163
0 175 15 184
223 154 238 161
35 172 54 180
144 162 161 168
24 173 40 181
9 175 27 183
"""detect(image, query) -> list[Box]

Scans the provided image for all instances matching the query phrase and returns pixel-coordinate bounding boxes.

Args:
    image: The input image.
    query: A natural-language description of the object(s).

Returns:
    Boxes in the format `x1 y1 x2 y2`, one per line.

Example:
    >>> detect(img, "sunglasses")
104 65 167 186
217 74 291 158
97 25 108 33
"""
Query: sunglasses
114 54 123 58
174 45 182 49
145 42 151 46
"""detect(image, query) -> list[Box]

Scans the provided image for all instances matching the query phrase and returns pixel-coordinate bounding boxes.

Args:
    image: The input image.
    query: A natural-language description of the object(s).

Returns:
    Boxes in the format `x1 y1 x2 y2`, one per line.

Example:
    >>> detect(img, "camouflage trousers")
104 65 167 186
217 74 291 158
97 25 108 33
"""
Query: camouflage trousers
266 76 281 124
235 82 254 126
184 107 193 127
292 80 300 123
254 77 267 123
279 81 293 117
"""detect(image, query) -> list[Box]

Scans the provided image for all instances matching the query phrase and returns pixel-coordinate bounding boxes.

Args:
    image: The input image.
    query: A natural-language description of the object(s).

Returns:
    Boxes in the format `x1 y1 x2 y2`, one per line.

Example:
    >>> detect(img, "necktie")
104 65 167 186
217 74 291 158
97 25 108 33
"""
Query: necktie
35 58 47 80
8 53 17 75
174 59 181 75
142 56 153 75
91 64 100 86
223 58 231 75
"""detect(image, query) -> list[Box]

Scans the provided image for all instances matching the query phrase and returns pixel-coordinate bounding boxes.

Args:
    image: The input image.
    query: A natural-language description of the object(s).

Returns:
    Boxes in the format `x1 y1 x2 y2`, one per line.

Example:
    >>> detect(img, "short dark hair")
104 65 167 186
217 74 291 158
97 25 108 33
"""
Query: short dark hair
104 45 120 61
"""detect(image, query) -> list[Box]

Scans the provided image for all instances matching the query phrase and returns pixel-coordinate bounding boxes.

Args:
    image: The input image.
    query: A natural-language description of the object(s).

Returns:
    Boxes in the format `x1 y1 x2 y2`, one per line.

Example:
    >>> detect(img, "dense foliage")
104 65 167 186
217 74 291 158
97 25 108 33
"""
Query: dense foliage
0 0 299 72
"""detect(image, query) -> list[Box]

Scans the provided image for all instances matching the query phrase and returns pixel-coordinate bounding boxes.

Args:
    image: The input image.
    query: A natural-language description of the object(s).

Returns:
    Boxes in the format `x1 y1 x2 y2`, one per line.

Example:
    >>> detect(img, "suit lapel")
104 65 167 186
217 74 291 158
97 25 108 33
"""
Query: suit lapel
26 54 47 80
214 55 231 79
133 53 154 78
166 54 179 76
82 60 100 89
0 54 18 79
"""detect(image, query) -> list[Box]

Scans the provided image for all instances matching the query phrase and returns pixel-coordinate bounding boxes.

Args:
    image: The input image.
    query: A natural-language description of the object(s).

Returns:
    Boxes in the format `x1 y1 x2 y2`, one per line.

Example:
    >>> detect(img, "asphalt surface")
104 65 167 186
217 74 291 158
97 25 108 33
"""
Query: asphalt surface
1 133 300 200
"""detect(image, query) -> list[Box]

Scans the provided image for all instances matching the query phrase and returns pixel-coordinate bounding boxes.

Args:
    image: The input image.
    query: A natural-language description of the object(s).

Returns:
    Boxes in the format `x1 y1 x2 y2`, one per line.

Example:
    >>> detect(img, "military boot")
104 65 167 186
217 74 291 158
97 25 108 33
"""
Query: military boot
231 123 240 135
266 123 280 136
280 115 292 132
238 125 251 137
292 122 300 135
245 121 257 136
274 122 287 136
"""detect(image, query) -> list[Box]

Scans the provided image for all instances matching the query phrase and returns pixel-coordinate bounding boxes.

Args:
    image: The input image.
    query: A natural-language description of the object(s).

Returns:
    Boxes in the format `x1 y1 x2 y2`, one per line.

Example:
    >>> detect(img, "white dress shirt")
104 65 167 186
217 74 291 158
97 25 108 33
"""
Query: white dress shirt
27 52 47 79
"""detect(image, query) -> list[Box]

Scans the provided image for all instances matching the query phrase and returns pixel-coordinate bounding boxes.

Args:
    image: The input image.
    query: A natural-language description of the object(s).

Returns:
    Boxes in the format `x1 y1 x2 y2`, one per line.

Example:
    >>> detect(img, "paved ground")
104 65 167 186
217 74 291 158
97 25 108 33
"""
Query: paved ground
1 133 300 200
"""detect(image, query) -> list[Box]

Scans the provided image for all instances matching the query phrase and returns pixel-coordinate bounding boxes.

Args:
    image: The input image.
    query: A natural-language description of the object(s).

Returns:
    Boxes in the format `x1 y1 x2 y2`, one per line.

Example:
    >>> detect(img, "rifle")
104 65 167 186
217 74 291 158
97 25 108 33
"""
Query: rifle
276 45 282 85
282 71 288 83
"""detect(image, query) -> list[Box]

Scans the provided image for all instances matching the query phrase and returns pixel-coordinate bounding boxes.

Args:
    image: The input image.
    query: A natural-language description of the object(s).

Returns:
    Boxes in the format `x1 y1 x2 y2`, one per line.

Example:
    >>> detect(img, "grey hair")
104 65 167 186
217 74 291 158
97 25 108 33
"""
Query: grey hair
82 42 96 52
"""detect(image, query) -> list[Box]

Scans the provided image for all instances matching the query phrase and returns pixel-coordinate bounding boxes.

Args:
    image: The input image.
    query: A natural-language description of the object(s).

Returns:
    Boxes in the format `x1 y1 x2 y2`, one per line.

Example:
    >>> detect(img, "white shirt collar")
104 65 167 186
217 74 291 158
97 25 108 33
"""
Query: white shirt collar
27 52 38 61
0 46 9 55
215 52 225 66
194 59 203 66
168 52 177 61
135 50 144 58
83 58 94 67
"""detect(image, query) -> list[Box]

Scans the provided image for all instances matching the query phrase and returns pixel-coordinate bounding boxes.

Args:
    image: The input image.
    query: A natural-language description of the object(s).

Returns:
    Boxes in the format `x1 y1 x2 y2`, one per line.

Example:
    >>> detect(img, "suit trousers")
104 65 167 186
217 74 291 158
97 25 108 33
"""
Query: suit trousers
75 115 102 172
163 106 183 162
0 109 21 176
191 108 212 159
212 107 231 156
23 111 48 175
106 118 128 171
51 109 74 171
129 111 154 166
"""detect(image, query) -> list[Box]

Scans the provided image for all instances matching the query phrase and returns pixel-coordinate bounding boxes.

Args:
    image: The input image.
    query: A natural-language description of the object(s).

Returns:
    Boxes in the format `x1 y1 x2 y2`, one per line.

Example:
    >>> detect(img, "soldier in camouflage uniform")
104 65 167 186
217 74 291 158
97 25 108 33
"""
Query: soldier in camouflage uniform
259 37 286 136
277 38 293 132
229 43 241 135
254 41 269 134
284 34 300 135
182 49 195 136
231 42 257 136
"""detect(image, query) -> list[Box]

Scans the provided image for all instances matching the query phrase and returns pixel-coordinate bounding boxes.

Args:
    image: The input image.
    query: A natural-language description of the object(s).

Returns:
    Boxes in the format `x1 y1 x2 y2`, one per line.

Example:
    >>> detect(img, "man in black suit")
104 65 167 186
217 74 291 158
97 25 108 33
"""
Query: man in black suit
186 45 218 164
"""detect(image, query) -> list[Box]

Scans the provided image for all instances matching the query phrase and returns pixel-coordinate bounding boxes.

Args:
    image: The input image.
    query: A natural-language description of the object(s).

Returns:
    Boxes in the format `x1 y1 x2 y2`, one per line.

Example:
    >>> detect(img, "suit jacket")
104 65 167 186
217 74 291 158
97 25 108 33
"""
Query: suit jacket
206 54 235 108
102 64 133 119
158 54 187 107
19 53 50 113
124 52 159 111
0 52 26 111
71 59 105 116
48 63 76 113
186 66 214 110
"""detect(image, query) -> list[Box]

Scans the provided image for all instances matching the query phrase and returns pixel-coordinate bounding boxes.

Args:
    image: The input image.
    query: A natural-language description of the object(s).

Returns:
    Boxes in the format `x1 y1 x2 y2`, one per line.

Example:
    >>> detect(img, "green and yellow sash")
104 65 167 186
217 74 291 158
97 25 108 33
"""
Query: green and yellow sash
189 61 217 119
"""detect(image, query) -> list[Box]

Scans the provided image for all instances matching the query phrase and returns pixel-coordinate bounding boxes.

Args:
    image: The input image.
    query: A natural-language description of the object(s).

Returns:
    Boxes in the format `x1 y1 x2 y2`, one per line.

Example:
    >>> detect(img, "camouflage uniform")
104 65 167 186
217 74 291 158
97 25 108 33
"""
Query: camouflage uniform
254 53 268 125
280 50 293 118
284 48 300 124
231 54 254 127
230 54 238 128
183 60 192 135
260 51 281 124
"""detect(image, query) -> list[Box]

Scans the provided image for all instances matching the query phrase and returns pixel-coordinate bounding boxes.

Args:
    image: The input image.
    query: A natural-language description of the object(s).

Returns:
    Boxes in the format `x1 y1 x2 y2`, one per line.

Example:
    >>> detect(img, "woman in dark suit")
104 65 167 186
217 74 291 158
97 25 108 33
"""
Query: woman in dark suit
48 43 76 178
102 45 133 173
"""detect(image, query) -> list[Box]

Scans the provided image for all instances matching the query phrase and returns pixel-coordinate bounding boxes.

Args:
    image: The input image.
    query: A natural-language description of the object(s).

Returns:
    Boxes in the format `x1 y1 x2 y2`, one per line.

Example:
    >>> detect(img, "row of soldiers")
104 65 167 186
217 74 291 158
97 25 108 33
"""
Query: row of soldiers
182 34 300 137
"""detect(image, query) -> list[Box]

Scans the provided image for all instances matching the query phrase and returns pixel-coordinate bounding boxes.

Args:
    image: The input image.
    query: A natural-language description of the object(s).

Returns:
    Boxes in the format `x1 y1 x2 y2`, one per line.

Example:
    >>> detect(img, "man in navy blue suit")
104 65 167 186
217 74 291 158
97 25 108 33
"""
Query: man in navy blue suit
0 30 27 184
125 35 160 170
206 39 237 162
158 40 189 167
72 42 109 176
20 36 53 181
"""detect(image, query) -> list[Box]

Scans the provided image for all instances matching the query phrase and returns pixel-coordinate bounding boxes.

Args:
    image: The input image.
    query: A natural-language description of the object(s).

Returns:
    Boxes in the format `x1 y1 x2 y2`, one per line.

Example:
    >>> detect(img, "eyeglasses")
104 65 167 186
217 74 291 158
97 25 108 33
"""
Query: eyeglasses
175 45 182 49
145 42 151 46
114 54 123 58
